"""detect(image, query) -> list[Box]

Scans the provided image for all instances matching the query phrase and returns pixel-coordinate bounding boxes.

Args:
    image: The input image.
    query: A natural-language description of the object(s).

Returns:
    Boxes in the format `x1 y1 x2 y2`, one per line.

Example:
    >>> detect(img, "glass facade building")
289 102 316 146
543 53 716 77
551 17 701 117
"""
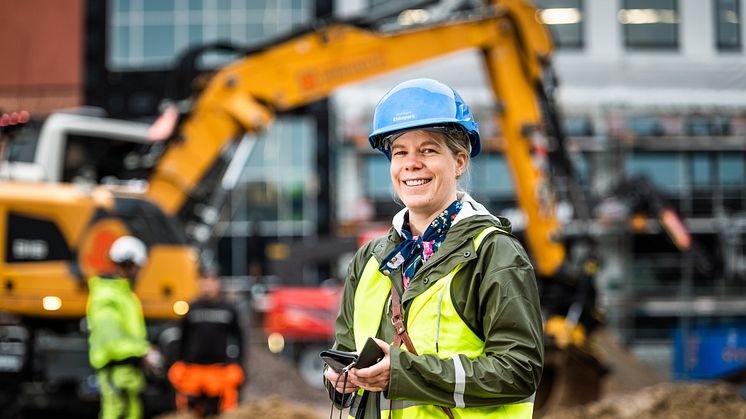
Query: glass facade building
109 0 311 69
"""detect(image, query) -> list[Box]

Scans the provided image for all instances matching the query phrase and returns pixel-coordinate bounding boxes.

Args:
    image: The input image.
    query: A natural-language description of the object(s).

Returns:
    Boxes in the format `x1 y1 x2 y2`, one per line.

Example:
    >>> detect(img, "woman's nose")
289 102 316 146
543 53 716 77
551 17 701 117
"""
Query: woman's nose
402 153 423 169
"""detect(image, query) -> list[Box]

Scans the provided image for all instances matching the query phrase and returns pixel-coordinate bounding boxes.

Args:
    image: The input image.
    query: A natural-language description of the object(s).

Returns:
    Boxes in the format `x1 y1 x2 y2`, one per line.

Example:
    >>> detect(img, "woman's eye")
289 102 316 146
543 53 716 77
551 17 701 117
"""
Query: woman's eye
421 148 435 154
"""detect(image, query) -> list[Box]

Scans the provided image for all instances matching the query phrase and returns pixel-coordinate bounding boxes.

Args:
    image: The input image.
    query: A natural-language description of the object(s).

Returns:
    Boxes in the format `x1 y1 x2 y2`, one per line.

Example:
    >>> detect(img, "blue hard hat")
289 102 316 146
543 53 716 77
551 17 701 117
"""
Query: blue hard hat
368 78 480 159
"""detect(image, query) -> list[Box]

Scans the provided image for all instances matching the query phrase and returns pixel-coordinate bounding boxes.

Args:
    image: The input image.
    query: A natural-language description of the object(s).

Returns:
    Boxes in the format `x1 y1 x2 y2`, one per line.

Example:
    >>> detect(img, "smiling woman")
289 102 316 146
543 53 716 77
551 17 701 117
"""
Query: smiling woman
388 130 466 235
323 78 544 419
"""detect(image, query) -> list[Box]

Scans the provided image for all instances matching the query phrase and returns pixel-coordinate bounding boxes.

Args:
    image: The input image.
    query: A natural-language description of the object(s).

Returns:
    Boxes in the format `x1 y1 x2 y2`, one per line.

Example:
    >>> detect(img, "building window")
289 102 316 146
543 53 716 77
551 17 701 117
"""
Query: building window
364 157 394 199
230 116 317 235
715 0 742 51
535 0 584 49
625 152 684 192
627 116 665 136
719 152 744 187
469 154 515 199
563 115 594 136
691 153 711 187
620 0 679 49
109 0 312 70
685 114 731 136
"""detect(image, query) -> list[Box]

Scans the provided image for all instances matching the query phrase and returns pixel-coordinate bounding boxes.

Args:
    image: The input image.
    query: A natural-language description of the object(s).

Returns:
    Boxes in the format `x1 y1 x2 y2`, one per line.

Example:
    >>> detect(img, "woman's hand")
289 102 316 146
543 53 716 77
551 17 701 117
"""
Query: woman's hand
325 366 360 394
349 337 391 392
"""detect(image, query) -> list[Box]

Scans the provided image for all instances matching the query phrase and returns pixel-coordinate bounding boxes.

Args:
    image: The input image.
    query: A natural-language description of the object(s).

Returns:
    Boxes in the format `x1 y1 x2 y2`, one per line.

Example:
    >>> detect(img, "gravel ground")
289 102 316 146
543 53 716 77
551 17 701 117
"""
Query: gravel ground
155 327 329 419
155 328 746 419
542 382 746 419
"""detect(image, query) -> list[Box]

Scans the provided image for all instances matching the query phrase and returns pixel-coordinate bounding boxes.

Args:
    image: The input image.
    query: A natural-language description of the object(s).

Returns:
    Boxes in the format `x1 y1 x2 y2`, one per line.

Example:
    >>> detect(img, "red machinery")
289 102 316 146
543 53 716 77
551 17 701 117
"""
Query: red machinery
262 286 342 387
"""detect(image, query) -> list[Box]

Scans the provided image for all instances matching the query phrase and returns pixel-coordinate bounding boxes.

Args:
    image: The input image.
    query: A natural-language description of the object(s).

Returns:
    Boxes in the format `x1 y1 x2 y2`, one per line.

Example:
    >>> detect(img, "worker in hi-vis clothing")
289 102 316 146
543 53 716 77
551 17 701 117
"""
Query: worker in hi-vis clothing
86 236 160 419
324 79 543 418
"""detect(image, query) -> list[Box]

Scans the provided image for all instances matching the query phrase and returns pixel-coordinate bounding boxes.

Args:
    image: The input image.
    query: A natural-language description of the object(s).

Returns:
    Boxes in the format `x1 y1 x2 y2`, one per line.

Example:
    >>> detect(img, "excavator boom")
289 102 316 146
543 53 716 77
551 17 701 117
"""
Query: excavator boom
146 1 565 278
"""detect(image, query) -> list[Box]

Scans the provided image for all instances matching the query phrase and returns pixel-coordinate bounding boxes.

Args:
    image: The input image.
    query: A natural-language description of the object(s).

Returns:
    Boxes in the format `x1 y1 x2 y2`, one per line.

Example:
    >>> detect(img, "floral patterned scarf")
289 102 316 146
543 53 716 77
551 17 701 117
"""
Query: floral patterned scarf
379 200 463 289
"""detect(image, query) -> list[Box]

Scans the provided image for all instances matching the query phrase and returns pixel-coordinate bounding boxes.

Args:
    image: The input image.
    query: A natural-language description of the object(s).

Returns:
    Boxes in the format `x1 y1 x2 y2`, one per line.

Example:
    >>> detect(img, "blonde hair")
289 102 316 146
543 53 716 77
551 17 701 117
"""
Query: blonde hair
428 128 471 190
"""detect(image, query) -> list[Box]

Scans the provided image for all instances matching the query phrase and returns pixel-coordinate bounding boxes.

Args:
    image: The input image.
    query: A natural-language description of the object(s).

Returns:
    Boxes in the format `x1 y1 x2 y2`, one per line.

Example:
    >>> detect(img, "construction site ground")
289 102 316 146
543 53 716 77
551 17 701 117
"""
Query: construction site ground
155 329 746 419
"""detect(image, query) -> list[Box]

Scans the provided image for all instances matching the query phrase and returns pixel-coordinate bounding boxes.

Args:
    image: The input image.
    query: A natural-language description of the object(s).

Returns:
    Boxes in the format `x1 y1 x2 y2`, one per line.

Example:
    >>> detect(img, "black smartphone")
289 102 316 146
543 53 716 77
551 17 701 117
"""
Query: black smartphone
320 337 385 373
355 337 385 368
320 349 356 373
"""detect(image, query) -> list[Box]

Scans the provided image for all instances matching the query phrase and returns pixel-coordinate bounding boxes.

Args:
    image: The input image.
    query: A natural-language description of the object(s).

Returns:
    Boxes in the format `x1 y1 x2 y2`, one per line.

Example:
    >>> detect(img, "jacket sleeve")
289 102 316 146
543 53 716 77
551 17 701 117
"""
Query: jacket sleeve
88 298 150 367
324 243 371 407
387 235 544 407
331 260 359 353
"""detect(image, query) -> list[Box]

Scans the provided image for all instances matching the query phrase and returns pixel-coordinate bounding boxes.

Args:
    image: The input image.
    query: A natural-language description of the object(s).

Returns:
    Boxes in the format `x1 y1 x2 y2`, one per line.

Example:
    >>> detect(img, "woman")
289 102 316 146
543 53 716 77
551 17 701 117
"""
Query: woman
324 78 543 418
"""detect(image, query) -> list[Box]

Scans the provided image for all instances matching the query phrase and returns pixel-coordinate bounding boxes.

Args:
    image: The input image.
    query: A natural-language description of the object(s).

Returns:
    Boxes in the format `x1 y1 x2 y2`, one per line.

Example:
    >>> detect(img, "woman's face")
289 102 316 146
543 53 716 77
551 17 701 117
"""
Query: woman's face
389 130 467 220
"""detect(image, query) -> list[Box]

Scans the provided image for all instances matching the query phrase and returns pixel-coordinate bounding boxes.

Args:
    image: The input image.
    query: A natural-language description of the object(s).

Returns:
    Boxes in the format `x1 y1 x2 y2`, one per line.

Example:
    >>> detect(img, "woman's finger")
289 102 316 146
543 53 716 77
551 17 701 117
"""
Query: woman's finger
325 368 360 393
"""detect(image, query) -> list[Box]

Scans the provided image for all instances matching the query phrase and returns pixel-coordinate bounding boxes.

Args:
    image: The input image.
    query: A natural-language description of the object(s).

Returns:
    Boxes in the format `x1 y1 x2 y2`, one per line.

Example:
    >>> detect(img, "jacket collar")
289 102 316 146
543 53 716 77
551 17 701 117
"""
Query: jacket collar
379 194 512 265
372 197 513 306
390 192 504 236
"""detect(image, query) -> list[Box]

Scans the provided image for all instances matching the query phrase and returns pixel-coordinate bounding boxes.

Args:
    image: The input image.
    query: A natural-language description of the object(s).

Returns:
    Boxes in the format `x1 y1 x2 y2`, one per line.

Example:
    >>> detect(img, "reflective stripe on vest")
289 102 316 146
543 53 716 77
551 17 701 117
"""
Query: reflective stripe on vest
352 226 535 419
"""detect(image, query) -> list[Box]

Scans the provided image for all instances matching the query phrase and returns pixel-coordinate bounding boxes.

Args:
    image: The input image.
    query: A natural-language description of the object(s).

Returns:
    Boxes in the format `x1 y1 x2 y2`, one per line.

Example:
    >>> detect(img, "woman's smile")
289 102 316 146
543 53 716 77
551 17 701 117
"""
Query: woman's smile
402 178 432 187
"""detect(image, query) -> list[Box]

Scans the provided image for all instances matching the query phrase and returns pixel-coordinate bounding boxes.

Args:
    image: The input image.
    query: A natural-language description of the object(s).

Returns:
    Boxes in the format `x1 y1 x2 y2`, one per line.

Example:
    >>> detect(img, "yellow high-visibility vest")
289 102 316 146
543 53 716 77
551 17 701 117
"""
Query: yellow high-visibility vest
352 227 535 418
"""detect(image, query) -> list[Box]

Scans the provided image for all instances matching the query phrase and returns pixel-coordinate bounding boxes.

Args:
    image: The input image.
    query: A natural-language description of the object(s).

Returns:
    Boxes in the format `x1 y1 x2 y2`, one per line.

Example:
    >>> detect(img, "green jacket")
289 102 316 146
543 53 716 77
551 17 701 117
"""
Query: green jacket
328 195 544 416
86 276 150 369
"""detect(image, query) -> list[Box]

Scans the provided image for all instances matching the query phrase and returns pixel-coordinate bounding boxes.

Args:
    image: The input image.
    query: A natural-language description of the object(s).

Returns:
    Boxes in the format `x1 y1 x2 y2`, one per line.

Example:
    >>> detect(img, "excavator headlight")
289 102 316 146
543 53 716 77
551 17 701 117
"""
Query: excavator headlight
267 332 285 354
173 300 189 316
42 296 62 311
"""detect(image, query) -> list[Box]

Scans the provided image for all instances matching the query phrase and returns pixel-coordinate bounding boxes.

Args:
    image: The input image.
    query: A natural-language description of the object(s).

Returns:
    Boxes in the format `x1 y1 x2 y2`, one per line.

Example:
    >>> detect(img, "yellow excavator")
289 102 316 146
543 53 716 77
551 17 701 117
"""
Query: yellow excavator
1 0 684 415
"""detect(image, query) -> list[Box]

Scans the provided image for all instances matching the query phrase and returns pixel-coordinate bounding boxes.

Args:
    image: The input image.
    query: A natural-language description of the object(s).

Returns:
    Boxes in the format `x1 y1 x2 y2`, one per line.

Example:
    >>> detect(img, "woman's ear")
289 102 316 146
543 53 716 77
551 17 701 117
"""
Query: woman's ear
455 152 468 178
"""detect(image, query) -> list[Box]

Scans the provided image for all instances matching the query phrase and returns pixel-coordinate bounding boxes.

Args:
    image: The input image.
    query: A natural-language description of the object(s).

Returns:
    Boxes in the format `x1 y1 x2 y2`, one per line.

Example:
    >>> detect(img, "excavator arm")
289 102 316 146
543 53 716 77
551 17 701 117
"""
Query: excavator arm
145 1 566 275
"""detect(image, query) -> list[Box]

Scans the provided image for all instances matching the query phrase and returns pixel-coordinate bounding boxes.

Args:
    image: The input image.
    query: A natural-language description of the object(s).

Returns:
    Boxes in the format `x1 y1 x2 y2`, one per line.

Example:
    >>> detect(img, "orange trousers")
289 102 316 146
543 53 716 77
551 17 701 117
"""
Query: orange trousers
168 361 244 413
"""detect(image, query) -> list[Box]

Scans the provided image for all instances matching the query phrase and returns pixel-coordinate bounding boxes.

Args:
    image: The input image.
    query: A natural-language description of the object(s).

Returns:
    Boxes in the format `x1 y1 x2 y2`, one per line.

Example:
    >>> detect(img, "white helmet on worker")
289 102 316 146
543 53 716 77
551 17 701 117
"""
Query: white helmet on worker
109 236 148 267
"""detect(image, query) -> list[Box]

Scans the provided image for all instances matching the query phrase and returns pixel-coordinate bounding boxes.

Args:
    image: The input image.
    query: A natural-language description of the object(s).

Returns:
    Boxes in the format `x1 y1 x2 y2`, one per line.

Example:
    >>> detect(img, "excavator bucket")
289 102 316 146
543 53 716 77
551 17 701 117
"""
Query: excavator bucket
534 342 608 417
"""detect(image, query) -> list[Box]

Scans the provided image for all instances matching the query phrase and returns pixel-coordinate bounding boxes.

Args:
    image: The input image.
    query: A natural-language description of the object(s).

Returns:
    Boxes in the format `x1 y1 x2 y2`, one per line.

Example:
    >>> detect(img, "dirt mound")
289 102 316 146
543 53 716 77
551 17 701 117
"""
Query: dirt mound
243 339 327 405
543 382 746 419
222 395 322 419
592 330 665 395
155 329 329 419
